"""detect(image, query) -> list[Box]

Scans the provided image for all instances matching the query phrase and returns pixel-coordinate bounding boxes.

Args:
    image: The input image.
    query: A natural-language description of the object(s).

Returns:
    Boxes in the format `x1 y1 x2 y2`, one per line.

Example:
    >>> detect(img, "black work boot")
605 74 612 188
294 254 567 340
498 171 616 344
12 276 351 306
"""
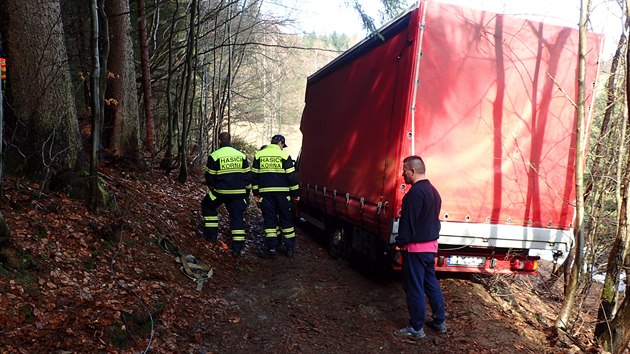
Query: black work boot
199 230 217 242
257 247 277 259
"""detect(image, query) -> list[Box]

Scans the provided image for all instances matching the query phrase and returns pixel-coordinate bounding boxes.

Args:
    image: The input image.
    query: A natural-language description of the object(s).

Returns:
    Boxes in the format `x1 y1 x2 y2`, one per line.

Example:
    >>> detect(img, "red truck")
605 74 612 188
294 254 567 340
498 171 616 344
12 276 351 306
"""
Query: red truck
297 1 602 273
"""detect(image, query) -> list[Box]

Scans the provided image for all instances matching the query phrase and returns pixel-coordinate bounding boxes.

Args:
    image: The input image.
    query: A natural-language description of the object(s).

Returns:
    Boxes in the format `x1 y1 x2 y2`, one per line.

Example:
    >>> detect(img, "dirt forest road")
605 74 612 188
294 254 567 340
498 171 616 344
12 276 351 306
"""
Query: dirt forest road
196 224 555 354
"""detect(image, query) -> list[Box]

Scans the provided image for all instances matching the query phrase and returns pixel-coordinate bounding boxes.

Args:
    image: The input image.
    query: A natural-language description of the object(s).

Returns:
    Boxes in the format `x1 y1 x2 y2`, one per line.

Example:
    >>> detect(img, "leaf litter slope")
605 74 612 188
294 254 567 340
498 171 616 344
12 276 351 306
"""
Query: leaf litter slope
0 167 588 353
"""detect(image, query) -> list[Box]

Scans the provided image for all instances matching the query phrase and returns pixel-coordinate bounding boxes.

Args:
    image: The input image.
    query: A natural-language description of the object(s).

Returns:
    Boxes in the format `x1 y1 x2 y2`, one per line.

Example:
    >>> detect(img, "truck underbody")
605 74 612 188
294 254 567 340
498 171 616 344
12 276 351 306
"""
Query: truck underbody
299 201 560 274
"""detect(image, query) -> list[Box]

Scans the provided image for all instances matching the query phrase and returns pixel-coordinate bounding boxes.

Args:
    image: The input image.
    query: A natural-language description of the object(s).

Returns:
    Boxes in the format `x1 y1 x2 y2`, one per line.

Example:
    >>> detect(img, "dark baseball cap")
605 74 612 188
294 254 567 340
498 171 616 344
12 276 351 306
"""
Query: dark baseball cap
271 134 287 147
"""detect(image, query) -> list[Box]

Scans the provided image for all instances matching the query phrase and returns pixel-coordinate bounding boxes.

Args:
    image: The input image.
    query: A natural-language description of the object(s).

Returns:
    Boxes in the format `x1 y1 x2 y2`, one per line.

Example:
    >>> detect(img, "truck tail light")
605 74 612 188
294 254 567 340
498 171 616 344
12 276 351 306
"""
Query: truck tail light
510 258 538 272
394 253 402 266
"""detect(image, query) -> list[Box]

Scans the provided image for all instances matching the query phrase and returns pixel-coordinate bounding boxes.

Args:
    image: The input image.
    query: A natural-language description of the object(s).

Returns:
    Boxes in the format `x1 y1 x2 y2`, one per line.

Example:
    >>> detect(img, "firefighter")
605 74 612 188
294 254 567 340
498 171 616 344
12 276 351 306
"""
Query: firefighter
201 131 251 257
253 134 300 258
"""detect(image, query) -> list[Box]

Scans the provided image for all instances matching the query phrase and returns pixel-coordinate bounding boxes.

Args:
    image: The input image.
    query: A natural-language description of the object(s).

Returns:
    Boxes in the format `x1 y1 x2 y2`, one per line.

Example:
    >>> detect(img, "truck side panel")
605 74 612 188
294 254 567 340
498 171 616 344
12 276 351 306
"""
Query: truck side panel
299 11 420 238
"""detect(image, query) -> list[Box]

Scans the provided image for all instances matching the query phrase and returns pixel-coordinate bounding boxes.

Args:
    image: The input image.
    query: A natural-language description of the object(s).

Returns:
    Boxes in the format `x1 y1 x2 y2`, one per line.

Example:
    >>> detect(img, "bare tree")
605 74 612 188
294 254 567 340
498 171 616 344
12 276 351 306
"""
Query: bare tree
556 0 590 329
349 0 410 34
0 34 8 244
0 33 4 196
177 0 199 182
90 0 102 210
159 0 180 173
595 4 630 351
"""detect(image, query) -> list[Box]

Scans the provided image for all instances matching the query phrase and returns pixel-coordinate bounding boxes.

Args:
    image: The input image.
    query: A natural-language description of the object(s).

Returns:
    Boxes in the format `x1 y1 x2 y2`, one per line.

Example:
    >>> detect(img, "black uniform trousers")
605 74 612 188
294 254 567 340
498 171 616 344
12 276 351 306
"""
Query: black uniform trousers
201 191 248 252
260 194 296 250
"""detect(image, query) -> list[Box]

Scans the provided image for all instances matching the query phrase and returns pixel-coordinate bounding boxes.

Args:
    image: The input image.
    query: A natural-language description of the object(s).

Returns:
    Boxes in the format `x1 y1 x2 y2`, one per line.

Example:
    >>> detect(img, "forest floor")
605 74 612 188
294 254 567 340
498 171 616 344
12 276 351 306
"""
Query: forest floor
0 164 606 353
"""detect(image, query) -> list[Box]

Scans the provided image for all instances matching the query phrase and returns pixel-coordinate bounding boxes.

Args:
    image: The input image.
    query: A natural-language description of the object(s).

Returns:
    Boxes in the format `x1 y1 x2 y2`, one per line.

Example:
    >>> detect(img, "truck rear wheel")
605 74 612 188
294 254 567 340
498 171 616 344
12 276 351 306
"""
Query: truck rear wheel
326 222 347 259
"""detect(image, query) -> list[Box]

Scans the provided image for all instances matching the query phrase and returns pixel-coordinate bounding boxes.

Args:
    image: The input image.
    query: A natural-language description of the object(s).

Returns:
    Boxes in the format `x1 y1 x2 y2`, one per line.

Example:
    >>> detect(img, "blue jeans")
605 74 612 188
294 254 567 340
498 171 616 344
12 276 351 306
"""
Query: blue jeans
402 252 446 330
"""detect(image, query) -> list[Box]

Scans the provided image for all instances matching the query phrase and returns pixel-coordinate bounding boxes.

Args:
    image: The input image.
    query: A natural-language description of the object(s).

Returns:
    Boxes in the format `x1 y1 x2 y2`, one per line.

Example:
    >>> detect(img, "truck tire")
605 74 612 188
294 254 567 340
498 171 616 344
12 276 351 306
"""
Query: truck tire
326 222 347 259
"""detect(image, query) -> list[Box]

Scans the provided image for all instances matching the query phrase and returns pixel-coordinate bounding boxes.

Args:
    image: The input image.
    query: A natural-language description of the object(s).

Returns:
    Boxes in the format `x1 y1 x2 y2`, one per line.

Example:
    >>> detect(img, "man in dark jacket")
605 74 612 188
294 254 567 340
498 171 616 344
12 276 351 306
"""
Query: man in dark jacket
201 132 251 257
394 155 447 339
252 134 299 258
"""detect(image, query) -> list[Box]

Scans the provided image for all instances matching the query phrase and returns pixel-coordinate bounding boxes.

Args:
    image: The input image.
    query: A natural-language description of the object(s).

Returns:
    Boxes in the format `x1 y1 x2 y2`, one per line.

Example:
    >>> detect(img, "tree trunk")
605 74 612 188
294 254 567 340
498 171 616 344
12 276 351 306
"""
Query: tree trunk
137 0 155 156
160 0 178 172
556 0 589 329
0 33 4 197
226 1 233 131
89 0 101 211
0 209 11 245
596 8 630 351
3 0 82 181
98 0 109 141
606 281 630 354
103 0 140 161
544 249 573 290
597 163 630 352
177 0 197 183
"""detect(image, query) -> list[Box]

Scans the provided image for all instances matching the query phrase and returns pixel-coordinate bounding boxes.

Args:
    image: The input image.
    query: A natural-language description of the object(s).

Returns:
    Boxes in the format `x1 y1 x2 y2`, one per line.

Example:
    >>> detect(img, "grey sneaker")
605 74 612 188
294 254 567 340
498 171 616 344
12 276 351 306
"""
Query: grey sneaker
394 326 426 339
427 321 447 334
